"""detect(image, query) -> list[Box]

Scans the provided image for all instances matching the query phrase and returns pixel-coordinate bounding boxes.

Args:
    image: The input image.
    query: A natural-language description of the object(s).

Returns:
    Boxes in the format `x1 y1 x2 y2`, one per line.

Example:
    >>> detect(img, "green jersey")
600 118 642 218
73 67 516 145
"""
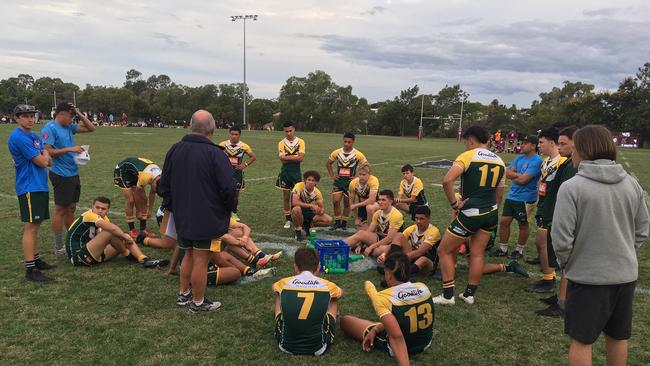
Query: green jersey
540 157 577 223
454 148 505 210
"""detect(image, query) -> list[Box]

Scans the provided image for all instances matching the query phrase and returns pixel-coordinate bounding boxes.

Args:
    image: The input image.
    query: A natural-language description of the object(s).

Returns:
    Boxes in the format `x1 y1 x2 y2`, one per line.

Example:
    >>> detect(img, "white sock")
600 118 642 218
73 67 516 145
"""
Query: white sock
193 298 204 306
180 290 190 296
515 244 525 253
499 243 508 252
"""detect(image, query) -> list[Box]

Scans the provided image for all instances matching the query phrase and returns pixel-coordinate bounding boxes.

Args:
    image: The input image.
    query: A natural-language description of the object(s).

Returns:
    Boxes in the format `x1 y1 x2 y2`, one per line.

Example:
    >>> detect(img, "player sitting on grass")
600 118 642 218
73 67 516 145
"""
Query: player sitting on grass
66 196 168 268
348 165 380 230
344 189 404 258
290 171 333 241
341 252 434 365
273 247 343 355
394 164 428 221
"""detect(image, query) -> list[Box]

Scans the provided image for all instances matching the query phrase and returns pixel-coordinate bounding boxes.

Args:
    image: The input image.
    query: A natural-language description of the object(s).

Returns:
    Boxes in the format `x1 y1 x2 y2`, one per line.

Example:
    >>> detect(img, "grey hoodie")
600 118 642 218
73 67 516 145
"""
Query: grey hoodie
552 159 649 285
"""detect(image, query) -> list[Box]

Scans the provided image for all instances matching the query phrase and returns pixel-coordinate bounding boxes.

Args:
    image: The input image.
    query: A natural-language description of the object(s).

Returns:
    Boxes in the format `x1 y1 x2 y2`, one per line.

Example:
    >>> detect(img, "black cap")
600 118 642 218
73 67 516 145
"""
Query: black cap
55 102 76 114
13 104 40 116
523 135 539 145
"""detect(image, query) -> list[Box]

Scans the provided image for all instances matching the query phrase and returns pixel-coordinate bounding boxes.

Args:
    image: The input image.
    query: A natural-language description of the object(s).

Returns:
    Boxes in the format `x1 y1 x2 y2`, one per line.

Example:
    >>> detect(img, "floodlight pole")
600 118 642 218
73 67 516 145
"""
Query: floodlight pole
231 14 258 127
457 97 465 142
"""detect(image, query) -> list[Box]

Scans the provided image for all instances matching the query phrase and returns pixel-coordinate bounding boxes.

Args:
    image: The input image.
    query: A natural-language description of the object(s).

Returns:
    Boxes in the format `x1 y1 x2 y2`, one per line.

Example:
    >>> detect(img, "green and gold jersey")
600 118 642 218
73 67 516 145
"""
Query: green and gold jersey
371 207 404 237
454 148 505 210
114 157 161 188
292 182 323 206
273 271 342 355
349 175 380 202
328 148 367 179
366 281 434 355
67 210 109 245
402 224 441 250
219 140 253 168
399 177 427 205
278 137 306 166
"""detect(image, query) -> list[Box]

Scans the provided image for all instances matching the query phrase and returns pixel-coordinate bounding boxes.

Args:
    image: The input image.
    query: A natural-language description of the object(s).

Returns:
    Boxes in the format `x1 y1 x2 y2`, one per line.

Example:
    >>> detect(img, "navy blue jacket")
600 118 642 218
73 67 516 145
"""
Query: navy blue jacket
158 133 236 240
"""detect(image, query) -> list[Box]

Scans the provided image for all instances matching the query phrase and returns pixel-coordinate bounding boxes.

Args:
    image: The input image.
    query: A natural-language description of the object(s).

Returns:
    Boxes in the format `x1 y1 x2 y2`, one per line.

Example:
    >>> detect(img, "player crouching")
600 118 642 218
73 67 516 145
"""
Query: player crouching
273 247 343 355
66 197 168 268
290 171 333 241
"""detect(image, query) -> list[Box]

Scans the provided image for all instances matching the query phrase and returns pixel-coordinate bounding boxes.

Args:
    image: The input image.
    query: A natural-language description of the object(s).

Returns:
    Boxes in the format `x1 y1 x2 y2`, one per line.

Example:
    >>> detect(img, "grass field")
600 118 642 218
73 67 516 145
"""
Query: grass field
0 125 649 365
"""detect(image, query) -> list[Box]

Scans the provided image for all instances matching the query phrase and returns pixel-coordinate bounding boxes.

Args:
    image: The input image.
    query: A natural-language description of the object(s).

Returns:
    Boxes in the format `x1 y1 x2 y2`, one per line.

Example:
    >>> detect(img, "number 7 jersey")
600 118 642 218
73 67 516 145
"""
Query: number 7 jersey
454 148 505 210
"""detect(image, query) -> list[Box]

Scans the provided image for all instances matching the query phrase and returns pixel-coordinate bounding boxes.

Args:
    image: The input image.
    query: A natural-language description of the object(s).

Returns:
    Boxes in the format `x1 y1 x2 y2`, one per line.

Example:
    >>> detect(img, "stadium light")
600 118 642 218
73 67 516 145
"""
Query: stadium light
230 14 258 127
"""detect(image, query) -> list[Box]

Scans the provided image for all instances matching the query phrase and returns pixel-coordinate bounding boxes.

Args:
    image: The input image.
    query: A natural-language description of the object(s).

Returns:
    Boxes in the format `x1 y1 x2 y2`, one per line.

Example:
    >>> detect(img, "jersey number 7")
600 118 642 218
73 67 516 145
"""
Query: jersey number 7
297 292 314 320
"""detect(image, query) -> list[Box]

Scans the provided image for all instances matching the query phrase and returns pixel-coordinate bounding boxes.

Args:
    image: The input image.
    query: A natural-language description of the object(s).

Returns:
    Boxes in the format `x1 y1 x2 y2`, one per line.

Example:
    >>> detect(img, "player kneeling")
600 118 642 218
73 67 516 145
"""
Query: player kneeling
66 197 167 268
348 165 380 230
290 171 333 241
273 248 343 356
341 252 434 364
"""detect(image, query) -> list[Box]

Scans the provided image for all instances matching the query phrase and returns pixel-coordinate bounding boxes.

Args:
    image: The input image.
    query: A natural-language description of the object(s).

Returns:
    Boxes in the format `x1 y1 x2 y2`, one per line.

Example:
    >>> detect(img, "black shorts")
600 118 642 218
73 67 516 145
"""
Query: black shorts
18 192 50 223
49 172 81 206
546 227 558 268
565 280 636 344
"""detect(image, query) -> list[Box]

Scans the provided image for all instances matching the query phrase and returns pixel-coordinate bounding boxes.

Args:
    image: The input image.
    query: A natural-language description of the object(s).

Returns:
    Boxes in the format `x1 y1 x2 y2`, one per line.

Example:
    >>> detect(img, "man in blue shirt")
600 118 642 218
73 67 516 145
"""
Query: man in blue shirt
41 102 96 255
8 104 57 282
491 135 543 260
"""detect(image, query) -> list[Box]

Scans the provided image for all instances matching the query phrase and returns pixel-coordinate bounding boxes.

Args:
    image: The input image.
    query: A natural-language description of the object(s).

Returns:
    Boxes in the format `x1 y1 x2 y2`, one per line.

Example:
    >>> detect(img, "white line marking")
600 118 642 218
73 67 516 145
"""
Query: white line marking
247 176 275 182
636 288 650 295
122 132 152 135
625 162 631 168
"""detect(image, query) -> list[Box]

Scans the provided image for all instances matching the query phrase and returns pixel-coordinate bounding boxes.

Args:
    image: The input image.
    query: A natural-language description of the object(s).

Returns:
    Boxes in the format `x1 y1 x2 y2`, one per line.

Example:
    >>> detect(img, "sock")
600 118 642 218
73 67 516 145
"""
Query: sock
542 272 556 281
143 238 150 246
53 233 63 248
464 284 478 297
137 254 147 262
499 243 508 252
246 254 255 263
244 266 253 276
181 289 190 296
295 229 301 236
25 259 36 271
340 218 347 227
442 280 455 299
127 217 135 230
515 244 525 254
140 220 147 231
193 298 204 306
335 216 341 222
255 251 265 259
410 263 420 275
499 263 507 272
284 212 291 221
557 299 565 311
34 253 40 260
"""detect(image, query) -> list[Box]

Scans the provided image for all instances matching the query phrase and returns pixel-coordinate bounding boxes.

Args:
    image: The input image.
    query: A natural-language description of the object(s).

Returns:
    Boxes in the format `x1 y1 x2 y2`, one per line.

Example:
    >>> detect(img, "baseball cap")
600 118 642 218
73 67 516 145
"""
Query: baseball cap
13 104 40 116
523 135 539 145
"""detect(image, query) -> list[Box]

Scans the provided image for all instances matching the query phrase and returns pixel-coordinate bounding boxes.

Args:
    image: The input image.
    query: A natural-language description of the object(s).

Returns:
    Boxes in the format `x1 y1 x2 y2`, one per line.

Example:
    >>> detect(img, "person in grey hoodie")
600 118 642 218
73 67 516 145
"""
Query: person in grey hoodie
552 125 649 366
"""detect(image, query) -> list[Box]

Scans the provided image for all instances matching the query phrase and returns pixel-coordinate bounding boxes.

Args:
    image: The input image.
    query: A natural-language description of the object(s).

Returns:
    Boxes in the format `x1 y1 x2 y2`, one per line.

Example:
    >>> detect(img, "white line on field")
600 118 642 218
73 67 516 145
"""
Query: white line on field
625 161 631 167
636 288 650 295
247 176 275 182
122 132 153 135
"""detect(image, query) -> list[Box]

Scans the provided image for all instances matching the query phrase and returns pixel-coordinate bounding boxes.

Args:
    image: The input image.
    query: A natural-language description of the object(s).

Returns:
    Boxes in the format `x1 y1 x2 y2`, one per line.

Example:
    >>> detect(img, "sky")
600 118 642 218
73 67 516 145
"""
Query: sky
1 0 649 107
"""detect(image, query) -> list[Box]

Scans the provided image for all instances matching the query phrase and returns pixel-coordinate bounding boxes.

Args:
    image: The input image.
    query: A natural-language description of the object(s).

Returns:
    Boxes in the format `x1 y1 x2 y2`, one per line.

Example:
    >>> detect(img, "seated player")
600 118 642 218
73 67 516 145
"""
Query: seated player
344 189 404 258
113 157 161 238
341 252 434 364
394 164 428 221
273 247 343 356
290 171 333 241
348 165 380 230
66 196 167 268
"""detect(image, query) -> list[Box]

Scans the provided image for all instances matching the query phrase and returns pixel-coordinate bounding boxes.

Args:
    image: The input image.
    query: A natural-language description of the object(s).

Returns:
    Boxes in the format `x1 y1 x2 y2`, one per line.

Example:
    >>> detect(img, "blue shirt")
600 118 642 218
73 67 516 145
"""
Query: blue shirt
507 153 543 202
41 119 78 177
8 128 49 195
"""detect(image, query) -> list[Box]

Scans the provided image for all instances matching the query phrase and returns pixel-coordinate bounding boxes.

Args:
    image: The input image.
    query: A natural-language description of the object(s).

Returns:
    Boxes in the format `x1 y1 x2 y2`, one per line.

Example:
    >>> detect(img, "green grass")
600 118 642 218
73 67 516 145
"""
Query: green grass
0 125 649 365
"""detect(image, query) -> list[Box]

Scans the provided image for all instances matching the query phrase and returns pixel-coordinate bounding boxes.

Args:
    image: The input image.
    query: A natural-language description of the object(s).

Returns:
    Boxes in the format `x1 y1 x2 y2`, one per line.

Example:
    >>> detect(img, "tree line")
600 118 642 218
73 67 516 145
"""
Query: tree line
1 63 649 145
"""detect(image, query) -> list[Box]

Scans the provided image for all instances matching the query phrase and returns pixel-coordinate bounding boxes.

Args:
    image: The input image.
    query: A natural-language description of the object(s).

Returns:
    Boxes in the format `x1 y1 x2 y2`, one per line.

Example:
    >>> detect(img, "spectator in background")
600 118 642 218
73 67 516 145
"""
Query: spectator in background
41 102 96 255
552 125 649 366
8 105 56 282
158 109 237 313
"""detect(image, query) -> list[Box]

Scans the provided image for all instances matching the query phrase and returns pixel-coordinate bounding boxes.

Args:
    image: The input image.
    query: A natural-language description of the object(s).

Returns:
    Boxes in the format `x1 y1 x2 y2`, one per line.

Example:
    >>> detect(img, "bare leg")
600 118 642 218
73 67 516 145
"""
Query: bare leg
64 203 76 229
179 249 192 293
167 246 180 275
499 216 513 247
605 335 627 366
437 233 467 284
51 204 67 242
312 214 333 227
291 206 303 229
342 195 351 218
466 230 491 286
340 315 377 341
22 222 41 261
559 275 568 301
517 222 530 247
332 192 342 220
536 228 549 269
568 339 592 366
282 190 291 217
122 189 136 229
191 250 212 302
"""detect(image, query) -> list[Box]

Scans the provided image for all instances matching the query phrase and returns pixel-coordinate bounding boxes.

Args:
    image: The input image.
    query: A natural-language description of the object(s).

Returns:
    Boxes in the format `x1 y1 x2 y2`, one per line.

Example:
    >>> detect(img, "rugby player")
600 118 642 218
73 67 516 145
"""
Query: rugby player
113 157 161 238
66 197 167 268
218 126 256 221
343 189 404 258
276 121 306 229
434 126 506 305
394 165 428 221
348 165 380 230
273 247 343 356
325 132 368 230
290 171 333 241
341 252 433 364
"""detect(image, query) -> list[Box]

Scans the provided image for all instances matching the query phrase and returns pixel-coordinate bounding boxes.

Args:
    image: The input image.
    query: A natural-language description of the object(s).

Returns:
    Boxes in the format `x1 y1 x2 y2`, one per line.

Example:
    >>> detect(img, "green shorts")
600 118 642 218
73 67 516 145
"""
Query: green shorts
18 192 50 223
357 206 368 222
300 208 315 227
332 178 351 195
447 209 498 238
178 237 222 252
275 312 336 355
502 199 535 223
67 241 100 267
276 164 302 190
233 170 245 190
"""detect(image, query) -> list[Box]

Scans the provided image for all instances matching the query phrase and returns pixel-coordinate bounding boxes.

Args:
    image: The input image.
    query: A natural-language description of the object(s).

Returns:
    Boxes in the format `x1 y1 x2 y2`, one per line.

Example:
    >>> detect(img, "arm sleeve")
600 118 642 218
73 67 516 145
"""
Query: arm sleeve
634 186 650 249
369 293 392 319
551 185 577 268
423 227 441 245
523 157 542 178
411 179 423 196
398 180 405 195
157 144 176 200
41 126 56 146
390 212 405 231
299 139 306 154
277 141 284 156
327 281 343 299
17 134 42 160
214 151 237 212
244 143 253 155
328 149 338 161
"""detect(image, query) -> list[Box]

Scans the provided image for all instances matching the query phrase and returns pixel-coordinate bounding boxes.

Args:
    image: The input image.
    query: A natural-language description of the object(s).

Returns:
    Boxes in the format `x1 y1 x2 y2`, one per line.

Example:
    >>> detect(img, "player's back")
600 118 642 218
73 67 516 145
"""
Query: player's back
455 148 505 209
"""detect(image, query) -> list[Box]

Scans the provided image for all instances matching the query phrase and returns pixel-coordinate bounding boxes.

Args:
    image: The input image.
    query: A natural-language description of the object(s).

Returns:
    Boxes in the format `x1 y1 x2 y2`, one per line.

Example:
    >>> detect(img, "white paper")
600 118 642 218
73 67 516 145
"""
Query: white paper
75 145 90 165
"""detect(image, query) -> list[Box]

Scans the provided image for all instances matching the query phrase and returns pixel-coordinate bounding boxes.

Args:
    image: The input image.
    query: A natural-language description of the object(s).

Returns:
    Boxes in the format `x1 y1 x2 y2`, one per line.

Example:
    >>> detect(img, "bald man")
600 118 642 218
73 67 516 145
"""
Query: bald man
158 110 237 313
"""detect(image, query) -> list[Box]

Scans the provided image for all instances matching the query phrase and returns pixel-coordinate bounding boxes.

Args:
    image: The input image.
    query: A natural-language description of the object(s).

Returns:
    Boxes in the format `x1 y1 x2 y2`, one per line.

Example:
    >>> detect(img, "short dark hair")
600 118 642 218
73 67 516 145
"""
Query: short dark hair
538 127 559 144
385 252 410 283
462 125 490 144
283 121 294 129
401 164 414 173
559 126 577 140
414 205 431 217
294 247 320 272
303 170 321 181
93 196 111 207
343 132 355 141
379 189 394 201
55 101 75 115
229 126 242 133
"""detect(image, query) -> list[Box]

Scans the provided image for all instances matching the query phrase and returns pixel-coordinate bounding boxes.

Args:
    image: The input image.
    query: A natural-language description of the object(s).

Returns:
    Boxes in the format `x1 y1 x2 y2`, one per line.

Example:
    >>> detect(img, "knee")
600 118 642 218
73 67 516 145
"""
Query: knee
291 206 301 215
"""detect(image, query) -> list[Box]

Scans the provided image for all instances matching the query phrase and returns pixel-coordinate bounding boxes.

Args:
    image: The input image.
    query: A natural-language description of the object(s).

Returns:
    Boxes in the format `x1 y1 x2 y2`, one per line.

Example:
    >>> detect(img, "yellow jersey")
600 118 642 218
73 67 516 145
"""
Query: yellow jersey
371 207 404 237
292 182 323 206
399 177 427 205
328 148 367 178
402 224 441 250
349 175 380 201
278 137 306 165
218 140 253 167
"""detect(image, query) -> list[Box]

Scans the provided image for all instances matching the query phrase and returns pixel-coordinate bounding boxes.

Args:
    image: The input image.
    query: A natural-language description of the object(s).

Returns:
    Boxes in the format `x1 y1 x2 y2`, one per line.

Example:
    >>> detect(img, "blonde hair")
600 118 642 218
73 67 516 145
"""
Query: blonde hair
358 163 371 174
573 125 617 161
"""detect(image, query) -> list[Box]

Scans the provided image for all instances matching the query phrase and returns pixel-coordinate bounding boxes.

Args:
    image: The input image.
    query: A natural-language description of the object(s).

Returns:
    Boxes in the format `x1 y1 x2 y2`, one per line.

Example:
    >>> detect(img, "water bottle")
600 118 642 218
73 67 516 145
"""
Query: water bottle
307 228 317 248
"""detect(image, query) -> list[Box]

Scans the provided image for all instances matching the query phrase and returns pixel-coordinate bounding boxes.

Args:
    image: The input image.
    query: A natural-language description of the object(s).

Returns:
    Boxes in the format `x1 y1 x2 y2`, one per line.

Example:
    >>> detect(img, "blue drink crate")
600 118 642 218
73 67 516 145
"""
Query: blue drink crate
314 239 349 273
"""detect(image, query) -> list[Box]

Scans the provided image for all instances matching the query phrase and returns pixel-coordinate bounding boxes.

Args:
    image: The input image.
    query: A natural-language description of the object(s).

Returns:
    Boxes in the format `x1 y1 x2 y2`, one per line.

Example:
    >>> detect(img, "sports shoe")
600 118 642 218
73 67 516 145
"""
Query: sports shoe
176 291 192 306
329 221 341 230
269 251 283 262
535 303 564 317
506 260 529 277
189 297 222 313
231 212 240 222
53 245 66 256
251 267 277 280
35 259 57 270
135 231 147 245
283 220 292 229
340 221 348 230
458 293 475 305
142 228 157 238
525 280 556 293
490 248 508 257
509 250 523 260
526 257 541 265
256 256 270 268
295 230 303 242
25 269 53 283
432 294 455 305
142 258 170 268
540 294 558 305
129 228 139 240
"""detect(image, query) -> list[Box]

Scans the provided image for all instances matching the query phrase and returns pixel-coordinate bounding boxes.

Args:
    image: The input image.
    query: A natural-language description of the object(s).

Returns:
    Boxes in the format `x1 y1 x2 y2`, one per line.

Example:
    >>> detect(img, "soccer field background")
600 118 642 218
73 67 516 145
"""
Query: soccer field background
1 125 648 365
